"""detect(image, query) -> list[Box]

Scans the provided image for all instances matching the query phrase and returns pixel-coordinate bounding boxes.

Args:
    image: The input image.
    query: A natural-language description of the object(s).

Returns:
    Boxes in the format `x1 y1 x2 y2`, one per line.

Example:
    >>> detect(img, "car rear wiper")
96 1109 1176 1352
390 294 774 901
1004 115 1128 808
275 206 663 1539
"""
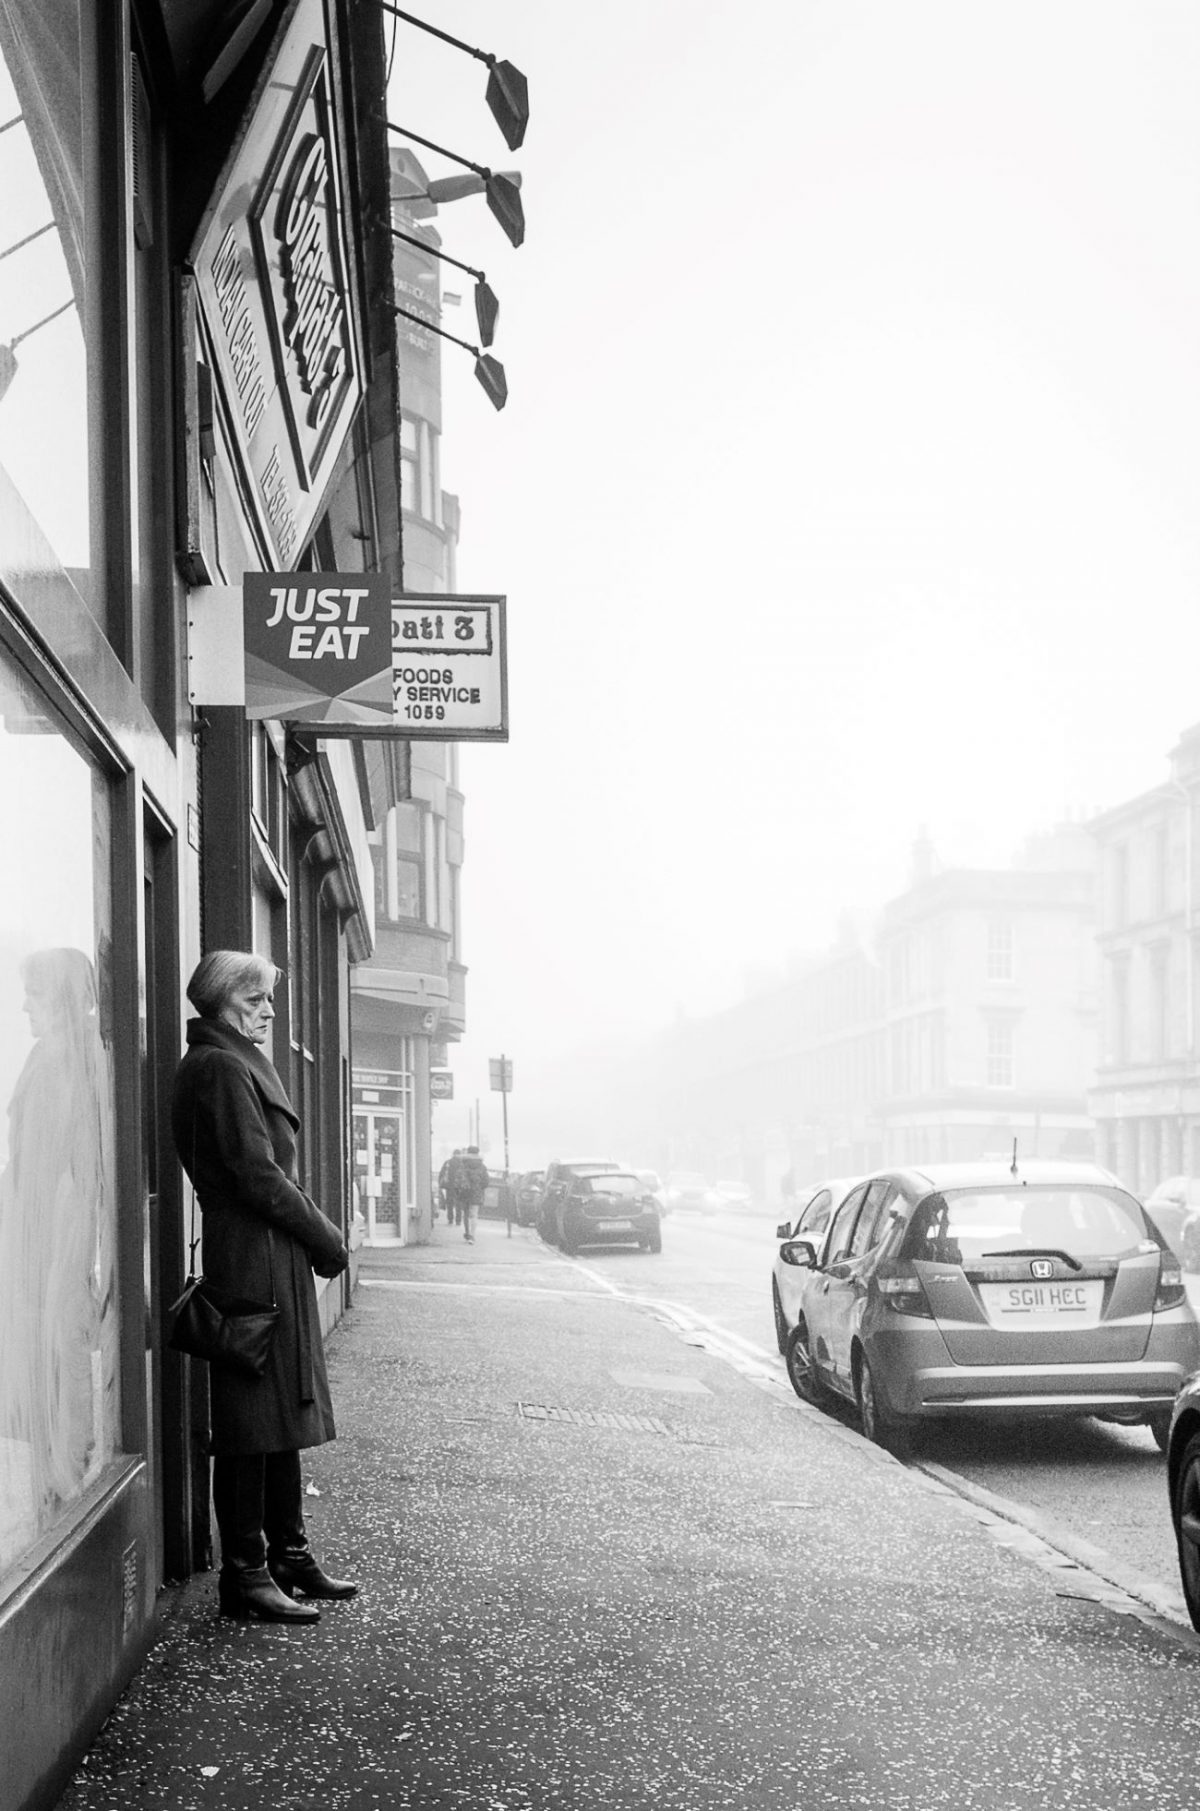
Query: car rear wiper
982 1247 1083 1272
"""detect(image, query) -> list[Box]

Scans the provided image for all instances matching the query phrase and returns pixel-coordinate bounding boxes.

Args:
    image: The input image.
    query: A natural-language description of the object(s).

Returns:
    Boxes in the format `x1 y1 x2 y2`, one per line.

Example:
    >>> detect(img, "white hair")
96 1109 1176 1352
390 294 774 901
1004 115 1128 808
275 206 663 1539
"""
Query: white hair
186 950 280 1018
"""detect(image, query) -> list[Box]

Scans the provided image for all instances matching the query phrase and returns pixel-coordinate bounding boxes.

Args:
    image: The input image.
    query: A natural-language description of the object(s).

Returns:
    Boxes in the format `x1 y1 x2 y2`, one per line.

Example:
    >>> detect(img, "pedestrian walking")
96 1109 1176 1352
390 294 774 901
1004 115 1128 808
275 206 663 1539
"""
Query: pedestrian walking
461 1144 489 1244
171 949 357 1625
445 1148 467 1227
438 1149 460 1223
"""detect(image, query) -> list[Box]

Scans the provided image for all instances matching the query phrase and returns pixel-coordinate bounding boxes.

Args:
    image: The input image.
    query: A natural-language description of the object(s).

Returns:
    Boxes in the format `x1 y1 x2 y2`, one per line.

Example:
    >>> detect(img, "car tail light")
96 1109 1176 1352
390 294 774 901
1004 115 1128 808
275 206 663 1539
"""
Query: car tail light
1155 1256 1187 1312
878 1274 932 1318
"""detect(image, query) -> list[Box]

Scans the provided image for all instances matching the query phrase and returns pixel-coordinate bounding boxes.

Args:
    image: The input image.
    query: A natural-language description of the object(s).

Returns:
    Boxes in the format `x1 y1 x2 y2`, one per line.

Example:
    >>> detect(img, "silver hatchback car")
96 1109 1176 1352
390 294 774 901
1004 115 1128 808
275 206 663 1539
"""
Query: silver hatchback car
781 1159 1200 1458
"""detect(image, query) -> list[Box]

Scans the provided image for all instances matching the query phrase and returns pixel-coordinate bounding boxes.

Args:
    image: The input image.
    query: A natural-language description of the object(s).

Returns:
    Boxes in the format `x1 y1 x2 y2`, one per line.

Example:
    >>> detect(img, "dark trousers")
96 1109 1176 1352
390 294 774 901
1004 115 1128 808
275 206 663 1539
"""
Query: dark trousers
212 1449 305 1574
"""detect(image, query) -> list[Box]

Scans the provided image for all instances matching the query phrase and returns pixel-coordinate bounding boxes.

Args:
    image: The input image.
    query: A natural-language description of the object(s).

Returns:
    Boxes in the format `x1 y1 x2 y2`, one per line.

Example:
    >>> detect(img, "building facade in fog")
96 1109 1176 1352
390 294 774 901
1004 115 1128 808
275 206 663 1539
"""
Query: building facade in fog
876 827 1098 1165
1090 724 1200 1195
653 932 883 1197
350 149 467 1245
650 828 1099 1193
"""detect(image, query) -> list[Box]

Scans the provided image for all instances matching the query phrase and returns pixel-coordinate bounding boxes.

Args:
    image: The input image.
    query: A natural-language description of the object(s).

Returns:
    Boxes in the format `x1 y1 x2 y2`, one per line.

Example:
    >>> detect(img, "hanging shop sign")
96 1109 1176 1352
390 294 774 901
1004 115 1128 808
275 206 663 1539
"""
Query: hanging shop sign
189 0 364 571
390 595 508 742
430 1071 455 1101
196 578 509 738
243 572 394 723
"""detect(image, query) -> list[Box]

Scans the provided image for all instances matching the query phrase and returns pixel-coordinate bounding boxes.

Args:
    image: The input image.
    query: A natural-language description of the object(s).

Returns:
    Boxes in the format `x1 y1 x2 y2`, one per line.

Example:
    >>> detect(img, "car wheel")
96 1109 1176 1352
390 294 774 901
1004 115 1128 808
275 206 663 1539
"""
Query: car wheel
857 1352 912 1461
785 1321 827 1407
647 1223 662 1254
1148 1409 1173 1455
771 1280 789 1356
1173 1430 1200 1628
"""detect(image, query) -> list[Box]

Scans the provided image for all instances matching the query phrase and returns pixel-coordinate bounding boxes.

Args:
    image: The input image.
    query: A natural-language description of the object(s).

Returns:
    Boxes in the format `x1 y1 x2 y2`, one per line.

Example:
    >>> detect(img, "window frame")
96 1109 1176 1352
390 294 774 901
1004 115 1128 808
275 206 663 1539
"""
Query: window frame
824 1184 871 1267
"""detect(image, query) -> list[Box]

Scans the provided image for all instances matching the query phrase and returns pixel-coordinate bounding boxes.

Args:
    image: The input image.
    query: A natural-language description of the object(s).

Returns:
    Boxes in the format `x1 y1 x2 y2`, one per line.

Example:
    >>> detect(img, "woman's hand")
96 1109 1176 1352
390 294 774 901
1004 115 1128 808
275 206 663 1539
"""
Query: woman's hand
311 1243 349 1279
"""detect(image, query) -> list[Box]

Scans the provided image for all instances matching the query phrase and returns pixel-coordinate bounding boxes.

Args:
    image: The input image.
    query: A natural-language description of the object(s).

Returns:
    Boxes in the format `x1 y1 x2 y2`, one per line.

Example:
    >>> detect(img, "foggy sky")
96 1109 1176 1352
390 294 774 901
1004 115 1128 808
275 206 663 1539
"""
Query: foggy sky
390 3 1200 1164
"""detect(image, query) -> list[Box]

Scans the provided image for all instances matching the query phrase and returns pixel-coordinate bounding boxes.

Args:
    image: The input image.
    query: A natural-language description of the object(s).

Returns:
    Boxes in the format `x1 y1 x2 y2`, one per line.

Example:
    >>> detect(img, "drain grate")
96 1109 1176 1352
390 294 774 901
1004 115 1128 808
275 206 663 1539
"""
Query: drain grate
516 1402 720 1445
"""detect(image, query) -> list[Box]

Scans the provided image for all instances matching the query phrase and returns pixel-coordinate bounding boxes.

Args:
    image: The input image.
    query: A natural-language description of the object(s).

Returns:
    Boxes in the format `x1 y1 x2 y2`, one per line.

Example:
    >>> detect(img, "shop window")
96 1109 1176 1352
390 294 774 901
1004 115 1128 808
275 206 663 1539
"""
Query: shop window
0 6 94 606
0 646 120 1583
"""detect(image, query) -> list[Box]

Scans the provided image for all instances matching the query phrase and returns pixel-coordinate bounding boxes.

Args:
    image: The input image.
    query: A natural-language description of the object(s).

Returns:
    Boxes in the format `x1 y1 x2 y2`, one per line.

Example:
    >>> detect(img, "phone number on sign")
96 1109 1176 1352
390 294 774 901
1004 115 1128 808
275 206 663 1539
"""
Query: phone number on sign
393 669 483 722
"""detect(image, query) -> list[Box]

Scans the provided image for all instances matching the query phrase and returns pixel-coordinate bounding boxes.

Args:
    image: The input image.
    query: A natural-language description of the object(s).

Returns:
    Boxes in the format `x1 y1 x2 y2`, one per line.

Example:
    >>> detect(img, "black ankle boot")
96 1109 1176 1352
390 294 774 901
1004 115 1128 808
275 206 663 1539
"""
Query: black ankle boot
269 1545 358 1600
218 1565 321 1622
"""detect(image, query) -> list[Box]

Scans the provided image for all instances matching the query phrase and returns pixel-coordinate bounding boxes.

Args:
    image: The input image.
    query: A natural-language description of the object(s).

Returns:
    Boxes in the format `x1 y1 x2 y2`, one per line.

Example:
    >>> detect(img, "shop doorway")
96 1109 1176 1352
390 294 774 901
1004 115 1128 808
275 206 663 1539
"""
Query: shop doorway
353 1107 408 1242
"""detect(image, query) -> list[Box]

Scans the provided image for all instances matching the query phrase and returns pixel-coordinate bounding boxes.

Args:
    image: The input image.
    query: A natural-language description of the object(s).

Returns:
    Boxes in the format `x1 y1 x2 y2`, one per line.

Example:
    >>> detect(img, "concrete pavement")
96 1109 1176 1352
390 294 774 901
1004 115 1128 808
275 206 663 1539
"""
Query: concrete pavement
54 1220 1200 1810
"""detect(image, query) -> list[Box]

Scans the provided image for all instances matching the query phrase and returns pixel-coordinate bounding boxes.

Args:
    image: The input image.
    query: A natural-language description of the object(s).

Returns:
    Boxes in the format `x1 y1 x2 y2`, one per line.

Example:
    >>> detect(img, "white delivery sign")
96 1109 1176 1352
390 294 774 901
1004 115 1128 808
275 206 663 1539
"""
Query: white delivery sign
391 594 508 742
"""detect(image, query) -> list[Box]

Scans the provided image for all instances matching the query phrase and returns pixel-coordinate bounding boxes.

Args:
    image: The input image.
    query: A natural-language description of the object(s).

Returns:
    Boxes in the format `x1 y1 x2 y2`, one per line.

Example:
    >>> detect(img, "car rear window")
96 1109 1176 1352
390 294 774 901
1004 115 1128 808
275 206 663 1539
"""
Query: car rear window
586 1175 642 1198
901 1186 1153 1265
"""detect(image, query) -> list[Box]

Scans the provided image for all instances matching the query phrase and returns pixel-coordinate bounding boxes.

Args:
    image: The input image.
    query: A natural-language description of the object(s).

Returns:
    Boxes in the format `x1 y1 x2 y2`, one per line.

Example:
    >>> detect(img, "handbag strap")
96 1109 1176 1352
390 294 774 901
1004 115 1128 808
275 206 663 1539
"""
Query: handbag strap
188 1116 201 1277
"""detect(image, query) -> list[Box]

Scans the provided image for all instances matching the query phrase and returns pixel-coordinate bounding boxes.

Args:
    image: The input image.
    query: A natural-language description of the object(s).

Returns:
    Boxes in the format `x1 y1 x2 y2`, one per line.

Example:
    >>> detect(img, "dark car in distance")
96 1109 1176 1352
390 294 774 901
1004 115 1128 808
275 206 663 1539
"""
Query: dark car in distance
535 1158 623 1243
550 1171 663 1256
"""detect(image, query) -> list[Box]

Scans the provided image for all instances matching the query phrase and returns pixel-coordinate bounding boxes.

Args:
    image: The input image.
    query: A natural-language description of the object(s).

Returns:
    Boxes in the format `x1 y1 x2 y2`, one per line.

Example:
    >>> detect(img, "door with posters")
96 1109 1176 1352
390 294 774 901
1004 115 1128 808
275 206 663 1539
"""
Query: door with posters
353 1108 407 1243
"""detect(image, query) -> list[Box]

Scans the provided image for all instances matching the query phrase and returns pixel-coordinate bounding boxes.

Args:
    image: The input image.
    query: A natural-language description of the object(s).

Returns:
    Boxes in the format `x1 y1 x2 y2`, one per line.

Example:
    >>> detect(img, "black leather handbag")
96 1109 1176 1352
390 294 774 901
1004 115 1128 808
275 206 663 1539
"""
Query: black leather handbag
167 1271 279 1378
167 1165 279 1378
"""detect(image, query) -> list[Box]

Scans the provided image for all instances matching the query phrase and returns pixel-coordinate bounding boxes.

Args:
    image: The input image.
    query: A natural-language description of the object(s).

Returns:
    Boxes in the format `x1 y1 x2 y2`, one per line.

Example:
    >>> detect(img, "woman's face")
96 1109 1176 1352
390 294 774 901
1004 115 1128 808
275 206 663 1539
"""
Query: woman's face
216 979 275 1044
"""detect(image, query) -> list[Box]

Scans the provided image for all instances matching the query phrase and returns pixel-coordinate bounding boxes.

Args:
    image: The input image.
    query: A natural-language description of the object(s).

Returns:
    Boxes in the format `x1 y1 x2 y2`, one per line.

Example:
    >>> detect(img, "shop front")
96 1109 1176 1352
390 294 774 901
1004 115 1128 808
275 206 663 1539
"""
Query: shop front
0 0 401 1803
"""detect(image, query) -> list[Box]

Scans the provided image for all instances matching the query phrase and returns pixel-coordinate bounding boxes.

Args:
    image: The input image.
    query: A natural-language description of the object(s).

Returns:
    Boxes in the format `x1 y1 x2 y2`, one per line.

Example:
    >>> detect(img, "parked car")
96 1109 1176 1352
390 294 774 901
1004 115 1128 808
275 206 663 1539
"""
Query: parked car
772 1176 862 1354
1145 1178 1200 1271
776 1159 1200 1460
713 1179 755 1212
513 1170 545 1227
1166 1372 1200 1627
664 1171 719 1212
536 1158 623 1243
549 1170 663 1256
633 1168 668 1213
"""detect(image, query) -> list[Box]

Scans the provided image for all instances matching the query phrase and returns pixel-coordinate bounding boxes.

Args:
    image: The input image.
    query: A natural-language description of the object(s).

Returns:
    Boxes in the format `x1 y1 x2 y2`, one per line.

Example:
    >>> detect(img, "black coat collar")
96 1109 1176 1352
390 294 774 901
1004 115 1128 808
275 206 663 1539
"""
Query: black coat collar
185 1016 298 1124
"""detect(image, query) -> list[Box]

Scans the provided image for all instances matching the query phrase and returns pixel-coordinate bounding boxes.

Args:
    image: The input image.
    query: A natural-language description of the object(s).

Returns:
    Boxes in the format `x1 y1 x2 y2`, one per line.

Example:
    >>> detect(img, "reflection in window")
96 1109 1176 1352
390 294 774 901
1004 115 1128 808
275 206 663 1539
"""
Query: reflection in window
0 650 119 1580
0 3 91 574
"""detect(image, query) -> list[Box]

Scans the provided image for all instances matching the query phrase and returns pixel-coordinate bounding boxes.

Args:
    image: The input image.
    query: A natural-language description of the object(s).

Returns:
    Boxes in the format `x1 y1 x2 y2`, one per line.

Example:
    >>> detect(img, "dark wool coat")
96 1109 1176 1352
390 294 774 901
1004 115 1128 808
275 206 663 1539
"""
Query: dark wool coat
171 1018 347 1457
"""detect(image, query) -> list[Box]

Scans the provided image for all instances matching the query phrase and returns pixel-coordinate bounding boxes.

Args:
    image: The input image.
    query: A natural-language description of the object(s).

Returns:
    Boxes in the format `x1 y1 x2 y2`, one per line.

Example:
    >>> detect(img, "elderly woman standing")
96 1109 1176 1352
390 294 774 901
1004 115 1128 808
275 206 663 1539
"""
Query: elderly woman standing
171 950 355 1625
